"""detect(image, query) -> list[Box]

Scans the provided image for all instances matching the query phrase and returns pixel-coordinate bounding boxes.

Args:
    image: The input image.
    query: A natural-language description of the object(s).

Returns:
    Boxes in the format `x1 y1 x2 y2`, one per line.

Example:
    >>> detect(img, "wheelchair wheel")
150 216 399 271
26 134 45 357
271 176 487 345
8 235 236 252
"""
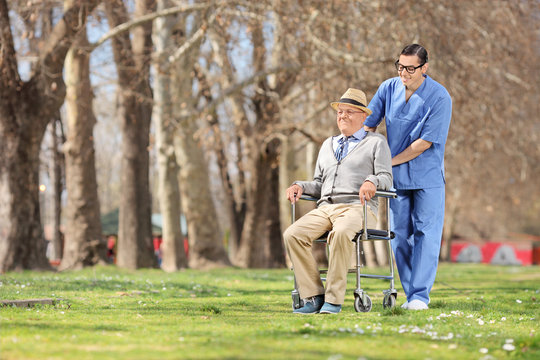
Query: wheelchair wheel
354 294 372 312
383 294 396 309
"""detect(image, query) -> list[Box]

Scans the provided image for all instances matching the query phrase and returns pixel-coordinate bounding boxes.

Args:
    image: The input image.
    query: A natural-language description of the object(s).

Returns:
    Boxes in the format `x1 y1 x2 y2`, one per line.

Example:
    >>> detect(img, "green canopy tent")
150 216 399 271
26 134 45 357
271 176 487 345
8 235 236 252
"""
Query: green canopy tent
100 209 164 236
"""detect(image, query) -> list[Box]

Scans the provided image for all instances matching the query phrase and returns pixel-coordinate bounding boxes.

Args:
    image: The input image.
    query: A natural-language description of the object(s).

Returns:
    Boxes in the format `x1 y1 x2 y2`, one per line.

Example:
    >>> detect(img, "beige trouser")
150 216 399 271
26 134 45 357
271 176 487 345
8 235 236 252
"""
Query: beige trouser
283 203 377 305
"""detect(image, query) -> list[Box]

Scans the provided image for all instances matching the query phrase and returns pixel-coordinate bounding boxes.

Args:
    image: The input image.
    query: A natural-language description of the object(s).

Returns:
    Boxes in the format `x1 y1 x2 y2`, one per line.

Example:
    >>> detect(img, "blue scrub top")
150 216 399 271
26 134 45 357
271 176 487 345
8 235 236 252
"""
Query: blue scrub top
365 75 452 190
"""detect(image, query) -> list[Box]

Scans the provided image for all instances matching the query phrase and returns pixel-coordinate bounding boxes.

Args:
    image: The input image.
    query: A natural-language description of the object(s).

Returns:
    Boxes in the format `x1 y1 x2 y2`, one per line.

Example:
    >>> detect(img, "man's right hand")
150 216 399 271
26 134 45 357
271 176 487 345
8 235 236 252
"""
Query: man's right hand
286 184 303 204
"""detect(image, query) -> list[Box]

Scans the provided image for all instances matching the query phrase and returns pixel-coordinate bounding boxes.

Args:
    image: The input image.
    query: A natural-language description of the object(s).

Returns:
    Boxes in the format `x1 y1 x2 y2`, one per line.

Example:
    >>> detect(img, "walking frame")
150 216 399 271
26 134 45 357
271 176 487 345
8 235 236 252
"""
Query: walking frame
290 190 398 312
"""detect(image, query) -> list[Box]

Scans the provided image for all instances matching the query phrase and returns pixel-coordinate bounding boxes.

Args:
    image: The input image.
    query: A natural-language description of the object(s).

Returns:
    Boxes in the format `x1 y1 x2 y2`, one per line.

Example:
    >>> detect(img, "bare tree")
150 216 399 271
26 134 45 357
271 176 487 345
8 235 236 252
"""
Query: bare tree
152 0 187 271
60 0 107 269
0 0 100 272
104 0 156 269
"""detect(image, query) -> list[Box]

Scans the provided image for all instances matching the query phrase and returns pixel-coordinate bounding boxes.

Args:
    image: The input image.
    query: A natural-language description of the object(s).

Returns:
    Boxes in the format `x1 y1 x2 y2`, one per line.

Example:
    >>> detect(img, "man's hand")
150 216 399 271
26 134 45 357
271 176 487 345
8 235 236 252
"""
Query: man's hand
358 181 376 204
286 184 303 204
364 125 377 132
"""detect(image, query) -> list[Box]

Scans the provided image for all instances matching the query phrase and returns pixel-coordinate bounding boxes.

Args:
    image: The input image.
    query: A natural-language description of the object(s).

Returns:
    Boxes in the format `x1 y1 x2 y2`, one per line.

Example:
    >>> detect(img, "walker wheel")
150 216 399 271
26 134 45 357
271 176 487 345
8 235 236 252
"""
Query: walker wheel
354 294 372 312
383 294 396 309
292 292 304 310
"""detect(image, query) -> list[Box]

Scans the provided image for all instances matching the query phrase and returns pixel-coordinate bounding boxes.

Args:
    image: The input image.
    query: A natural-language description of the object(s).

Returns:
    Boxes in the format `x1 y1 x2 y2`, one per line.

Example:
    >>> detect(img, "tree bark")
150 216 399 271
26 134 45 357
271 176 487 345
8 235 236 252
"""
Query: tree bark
60 26 107 270
49 118 64 261
0 0 100 272
153 0 187 271
105 0 156 269
171 12 231 269
207 29 248 258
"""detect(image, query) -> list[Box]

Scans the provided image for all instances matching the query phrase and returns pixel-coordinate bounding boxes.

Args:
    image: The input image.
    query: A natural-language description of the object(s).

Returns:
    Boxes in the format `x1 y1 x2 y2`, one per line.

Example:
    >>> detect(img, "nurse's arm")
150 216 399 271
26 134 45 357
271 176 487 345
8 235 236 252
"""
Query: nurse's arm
391 139 432 166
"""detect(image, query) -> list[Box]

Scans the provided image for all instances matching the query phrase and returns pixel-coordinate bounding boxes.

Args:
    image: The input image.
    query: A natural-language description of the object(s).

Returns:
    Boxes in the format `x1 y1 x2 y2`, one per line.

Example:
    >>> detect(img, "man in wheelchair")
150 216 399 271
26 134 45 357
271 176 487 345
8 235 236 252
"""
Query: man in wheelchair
284 88 392 314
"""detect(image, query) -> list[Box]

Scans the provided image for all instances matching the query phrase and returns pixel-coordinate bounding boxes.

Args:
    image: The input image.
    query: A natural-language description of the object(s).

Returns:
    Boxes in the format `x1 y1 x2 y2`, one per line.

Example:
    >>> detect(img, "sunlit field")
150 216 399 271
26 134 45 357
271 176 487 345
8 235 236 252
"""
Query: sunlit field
1 264 538 359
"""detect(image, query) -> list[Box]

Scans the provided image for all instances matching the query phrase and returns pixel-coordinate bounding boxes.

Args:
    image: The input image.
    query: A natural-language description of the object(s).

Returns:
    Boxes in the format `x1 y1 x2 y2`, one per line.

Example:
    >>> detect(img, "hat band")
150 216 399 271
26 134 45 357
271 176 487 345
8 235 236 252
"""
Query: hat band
339 98 366 108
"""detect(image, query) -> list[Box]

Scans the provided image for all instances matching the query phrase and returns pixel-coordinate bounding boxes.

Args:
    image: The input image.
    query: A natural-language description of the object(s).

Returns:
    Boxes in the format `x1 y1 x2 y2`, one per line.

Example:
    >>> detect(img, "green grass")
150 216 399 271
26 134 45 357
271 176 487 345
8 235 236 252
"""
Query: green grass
0 264 538 359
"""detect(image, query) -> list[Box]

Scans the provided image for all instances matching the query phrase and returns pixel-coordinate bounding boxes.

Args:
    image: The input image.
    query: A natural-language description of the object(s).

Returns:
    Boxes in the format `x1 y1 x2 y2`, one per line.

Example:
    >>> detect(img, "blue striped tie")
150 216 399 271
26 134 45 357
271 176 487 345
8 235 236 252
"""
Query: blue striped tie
335 136 350 161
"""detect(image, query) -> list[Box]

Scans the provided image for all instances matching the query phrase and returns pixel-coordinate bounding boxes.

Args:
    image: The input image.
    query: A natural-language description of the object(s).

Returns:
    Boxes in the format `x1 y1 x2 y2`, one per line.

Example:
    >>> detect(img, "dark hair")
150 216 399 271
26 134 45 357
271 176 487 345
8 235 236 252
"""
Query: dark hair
400 44 428 64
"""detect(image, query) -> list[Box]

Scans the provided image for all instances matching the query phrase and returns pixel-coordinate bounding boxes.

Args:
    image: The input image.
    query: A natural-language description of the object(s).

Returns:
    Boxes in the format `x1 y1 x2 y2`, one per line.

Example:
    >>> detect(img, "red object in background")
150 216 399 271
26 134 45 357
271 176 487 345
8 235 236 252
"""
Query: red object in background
532 243 540 265
153 236 163 251
451 240 535 265
450 242 470 262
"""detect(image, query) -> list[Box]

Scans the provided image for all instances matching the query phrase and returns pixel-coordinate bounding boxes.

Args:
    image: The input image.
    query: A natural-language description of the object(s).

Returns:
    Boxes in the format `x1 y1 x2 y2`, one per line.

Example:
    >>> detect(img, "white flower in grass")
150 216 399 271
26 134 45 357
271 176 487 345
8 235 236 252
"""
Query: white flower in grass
475 334 482 338
477 319 485 325
505 339 514 344
479 348 488 354
489 320 495 324
501 317 506 321
448 344 457 349
502 343 515 351
516 299 522 303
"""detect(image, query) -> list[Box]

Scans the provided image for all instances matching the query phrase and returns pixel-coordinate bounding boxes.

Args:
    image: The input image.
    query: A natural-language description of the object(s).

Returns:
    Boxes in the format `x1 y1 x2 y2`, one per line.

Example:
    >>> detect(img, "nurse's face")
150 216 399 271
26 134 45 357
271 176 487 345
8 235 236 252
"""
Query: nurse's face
336 104 367 137
397 54 428 90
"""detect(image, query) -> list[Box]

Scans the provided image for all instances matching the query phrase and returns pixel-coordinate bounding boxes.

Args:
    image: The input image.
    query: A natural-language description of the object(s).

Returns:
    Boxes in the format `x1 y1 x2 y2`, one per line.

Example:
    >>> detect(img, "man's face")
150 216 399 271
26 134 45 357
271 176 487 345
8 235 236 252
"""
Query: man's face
336 104 367 136
397 54 428 89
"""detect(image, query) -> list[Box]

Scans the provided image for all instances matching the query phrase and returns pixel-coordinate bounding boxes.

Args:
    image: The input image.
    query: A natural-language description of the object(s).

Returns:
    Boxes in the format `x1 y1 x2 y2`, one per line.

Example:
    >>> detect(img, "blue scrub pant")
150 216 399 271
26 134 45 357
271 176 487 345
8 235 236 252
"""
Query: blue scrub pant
390 187 445 305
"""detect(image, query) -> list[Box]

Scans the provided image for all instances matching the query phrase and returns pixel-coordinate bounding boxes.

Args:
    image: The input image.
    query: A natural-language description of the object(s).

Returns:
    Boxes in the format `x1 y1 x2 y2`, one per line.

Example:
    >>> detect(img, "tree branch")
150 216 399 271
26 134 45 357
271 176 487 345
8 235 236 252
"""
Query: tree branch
89 3 210 51
174 63 303 126
306 10 383 65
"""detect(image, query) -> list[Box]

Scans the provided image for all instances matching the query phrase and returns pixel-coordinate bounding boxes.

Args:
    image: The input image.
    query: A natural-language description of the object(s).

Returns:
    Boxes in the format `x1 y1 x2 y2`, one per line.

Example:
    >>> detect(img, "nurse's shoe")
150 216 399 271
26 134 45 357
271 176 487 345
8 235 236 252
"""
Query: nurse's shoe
401 301 408 309
407 299 428 310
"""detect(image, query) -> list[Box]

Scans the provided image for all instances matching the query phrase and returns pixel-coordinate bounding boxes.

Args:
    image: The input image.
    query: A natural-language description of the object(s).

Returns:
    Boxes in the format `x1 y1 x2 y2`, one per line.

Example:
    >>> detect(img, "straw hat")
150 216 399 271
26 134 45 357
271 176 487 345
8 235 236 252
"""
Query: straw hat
330 88 372 116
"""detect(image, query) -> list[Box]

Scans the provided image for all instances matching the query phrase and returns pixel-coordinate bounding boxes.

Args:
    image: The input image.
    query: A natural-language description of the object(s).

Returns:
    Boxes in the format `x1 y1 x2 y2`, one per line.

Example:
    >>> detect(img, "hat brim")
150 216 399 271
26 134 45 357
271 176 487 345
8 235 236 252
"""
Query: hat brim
330 101 372 116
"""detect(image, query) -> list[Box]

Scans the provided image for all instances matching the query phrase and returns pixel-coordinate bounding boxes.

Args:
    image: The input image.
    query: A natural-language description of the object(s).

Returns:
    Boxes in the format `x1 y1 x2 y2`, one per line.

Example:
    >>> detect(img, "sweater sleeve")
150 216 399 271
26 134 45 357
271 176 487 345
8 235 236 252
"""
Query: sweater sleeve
293 140 328 198
365 136 393 190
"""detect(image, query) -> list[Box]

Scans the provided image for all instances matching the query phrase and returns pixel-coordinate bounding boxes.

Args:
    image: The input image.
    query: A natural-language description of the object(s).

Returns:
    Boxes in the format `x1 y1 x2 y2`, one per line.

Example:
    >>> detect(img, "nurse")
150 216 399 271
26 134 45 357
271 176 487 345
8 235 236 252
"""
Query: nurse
364 44 452 310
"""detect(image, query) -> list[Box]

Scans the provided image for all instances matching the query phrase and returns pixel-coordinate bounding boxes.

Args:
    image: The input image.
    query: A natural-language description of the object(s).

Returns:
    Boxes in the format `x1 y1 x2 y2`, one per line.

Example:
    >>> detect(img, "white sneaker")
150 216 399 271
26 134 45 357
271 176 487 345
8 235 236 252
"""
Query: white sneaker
401 301 408 309
407 299 428 310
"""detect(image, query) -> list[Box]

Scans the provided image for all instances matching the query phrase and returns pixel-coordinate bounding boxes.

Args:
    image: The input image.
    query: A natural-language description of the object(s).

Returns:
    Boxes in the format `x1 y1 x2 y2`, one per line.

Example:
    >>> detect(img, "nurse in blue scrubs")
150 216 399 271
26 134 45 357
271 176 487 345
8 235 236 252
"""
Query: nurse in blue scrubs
364 44 452 310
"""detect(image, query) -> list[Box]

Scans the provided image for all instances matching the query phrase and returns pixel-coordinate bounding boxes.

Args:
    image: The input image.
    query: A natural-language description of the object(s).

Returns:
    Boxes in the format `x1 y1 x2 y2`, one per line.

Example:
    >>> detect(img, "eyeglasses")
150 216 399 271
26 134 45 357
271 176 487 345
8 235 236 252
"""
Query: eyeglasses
394 60 425 74
336 109 364 117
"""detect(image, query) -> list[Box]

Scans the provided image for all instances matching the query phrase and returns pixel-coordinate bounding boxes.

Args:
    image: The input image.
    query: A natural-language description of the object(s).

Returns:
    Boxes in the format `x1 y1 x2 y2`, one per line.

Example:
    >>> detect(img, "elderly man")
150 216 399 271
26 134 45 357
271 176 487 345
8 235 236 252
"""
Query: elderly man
284 88 393 314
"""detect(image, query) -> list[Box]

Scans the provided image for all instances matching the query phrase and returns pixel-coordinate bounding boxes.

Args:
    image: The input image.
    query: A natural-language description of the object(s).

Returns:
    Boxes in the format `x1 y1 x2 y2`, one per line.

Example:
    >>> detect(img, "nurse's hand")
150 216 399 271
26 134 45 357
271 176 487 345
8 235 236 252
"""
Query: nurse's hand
359 181 376 204
364 125 377 132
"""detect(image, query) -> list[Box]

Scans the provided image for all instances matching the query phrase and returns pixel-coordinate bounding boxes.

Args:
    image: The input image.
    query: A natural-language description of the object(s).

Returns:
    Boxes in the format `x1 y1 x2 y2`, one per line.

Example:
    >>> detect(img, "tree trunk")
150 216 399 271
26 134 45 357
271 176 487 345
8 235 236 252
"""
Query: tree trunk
60 28 107 270
174 123 231 269
0 0 99 272
207 29 248 257
153 0 187 271
49 118 64 261
105 0 155 269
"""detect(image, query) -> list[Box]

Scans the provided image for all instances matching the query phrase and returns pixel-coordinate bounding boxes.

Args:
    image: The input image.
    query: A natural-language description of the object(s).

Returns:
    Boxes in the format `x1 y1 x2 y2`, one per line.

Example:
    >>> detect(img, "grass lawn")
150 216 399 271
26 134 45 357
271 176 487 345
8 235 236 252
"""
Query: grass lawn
0 263 538 359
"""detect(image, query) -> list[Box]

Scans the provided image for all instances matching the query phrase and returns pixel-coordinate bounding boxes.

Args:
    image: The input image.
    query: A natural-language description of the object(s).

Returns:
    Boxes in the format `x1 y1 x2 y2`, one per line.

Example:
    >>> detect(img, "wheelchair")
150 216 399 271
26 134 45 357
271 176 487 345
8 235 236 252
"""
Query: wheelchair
290 190 398 312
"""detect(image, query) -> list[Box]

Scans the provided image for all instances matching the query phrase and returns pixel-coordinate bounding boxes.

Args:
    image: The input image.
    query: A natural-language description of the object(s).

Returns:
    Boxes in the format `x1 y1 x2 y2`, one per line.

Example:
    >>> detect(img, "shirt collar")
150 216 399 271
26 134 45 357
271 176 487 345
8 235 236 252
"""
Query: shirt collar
336 128 367 142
